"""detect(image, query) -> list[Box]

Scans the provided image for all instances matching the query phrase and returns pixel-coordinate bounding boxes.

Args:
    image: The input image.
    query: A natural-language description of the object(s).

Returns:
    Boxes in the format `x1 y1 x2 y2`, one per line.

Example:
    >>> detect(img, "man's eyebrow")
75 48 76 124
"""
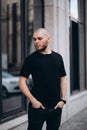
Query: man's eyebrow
33 37 36 39
33 36 43 39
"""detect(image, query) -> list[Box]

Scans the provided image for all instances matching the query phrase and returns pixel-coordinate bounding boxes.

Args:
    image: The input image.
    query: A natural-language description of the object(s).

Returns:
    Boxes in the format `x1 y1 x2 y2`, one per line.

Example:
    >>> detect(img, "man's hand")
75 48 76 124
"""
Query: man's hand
31 99 45 109
54 101 64 109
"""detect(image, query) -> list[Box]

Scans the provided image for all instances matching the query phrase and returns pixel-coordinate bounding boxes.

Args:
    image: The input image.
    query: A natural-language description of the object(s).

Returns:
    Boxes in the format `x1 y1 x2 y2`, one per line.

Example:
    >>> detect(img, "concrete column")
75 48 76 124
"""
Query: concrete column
57 1 70 123
44 0 58 51
44 0 69 62
44 0 70 123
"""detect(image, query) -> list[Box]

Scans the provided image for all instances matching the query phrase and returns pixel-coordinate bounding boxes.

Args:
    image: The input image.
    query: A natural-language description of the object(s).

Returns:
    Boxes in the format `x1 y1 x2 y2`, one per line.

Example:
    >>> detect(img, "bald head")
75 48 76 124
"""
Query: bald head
34 28 50 37
33 28 51 52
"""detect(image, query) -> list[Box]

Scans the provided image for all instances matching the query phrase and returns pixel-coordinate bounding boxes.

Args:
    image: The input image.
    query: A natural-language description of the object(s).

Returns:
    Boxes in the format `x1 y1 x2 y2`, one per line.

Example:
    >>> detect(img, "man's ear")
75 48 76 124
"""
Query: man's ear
47 36 51 42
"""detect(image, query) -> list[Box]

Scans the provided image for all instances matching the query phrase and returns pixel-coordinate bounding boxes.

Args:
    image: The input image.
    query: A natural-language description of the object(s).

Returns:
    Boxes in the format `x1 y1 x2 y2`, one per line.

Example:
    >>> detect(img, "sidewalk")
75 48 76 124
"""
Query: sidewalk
59 108 87 130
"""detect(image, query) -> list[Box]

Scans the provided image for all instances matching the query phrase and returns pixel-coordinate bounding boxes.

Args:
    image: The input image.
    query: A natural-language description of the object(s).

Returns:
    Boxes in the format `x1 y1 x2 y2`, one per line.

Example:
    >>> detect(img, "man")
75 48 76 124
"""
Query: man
19 28 67 130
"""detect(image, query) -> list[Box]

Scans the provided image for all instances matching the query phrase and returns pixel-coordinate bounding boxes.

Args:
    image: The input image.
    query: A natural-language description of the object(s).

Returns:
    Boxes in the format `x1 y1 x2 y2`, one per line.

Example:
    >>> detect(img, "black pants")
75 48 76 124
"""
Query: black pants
28 103 62 130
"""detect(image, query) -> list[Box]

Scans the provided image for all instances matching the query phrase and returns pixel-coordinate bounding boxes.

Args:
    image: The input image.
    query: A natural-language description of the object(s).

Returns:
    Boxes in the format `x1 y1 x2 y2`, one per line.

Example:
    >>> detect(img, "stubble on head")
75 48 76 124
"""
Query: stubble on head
33 28 51 52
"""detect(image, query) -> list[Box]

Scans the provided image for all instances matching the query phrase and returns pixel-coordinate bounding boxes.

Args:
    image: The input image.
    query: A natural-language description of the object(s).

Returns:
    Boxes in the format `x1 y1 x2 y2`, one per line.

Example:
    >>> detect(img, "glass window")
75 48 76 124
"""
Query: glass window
26 0 44 54
0 0 45 122
70 0 86 94
70 0 78 19
0 0 26 121
70 21 79 93
1 1 22 112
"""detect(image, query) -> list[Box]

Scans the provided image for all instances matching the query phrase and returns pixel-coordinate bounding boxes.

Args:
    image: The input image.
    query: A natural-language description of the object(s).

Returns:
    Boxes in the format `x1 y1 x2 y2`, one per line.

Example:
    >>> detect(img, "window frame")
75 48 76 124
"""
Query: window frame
0 0 3 122
0 0 27 124
69 0 86 94
70 20 80 94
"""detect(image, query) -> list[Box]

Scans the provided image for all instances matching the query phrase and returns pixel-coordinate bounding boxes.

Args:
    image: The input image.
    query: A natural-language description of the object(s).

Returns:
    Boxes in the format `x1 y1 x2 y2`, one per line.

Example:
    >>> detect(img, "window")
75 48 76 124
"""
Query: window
0 0 44 123
70 21 79 92
70 0 78 19
70 0 86 94
0 0 26 123
26 0 44 54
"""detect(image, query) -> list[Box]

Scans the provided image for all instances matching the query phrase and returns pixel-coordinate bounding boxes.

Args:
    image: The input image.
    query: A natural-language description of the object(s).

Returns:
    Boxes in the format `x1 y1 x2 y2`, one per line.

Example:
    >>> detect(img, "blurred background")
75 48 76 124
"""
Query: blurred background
0 0 87 130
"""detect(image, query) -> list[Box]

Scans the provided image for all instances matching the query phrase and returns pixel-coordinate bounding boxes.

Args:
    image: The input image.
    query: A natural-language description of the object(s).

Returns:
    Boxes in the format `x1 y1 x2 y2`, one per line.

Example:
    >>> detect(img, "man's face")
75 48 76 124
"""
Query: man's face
33 32 49 52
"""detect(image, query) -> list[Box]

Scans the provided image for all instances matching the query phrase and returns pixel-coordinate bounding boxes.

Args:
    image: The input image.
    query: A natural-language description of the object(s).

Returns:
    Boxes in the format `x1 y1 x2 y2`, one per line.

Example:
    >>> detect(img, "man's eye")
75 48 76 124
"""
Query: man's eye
33 38 36 41
33 37 43 41
38 37 42 40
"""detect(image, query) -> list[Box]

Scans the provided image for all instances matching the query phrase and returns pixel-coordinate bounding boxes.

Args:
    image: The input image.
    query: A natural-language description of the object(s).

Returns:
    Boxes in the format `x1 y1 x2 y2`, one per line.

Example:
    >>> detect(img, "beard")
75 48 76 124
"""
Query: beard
35 44 48 52
38 45 47 52
35 40 48 52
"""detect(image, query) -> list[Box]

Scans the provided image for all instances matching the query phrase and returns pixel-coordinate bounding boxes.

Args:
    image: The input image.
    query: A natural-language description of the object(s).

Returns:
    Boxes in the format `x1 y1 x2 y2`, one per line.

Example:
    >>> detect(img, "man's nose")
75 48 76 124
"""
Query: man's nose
35 39 39 43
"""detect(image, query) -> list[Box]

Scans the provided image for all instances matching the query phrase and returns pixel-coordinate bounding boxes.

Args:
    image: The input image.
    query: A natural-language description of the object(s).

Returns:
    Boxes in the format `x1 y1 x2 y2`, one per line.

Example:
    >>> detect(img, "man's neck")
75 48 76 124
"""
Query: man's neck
39 48 52 54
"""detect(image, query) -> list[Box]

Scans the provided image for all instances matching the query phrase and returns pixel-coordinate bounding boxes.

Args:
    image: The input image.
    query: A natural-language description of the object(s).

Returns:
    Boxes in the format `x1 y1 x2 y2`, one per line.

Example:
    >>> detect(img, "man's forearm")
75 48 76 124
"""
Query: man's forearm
19 76 45 109
19 76 36 103
60 76 67 100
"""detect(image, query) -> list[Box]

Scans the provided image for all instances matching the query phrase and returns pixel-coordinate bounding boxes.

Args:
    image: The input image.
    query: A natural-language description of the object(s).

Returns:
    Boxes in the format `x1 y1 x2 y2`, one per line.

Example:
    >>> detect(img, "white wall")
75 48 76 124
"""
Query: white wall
45 0 87 123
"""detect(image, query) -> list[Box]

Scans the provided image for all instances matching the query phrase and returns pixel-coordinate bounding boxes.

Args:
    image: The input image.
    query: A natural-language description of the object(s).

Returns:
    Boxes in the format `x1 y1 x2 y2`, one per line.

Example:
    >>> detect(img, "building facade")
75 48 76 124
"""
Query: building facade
0 0 87 130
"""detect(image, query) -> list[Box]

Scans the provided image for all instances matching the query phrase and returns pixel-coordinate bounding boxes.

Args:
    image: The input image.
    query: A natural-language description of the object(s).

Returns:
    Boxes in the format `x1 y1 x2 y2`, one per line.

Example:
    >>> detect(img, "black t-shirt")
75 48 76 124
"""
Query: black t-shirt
20 51 66 108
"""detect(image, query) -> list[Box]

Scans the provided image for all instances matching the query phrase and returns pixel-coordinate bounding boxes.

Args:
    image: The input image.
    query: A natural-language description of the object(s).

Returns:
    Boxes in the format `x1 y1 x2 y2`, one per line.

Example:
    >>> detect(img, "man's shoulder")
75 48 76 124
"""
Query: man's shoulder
26 51 37 58
52 51 62 59
22 51 37 66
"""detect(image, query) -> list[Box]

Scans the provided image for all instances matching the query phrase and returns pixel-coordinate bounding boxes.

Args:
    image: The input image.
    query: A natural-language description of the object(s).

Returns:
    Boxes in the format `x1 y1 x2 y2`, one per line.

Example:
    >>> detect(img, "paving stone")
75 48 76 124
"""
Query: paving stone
59 108 87 130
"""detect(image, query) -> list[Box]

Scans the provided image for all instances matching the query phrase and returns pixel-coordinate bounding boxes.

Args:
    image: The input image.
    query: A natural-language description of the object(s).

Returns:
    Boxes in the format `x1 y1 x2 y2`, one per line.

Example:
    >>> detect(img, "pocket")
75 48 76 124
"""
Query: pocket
29 102 41 110
56 107 62 111
55 108 62 115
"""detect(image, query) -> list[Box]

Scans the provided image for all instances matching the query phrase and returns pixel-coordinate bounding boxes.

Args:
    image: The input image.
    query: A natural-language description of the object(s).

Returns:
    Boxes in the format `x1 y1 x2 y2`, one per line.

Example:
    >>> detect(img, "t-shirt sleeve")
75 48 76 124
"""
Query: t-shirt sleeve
59 56 66 77
19 56 32 78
